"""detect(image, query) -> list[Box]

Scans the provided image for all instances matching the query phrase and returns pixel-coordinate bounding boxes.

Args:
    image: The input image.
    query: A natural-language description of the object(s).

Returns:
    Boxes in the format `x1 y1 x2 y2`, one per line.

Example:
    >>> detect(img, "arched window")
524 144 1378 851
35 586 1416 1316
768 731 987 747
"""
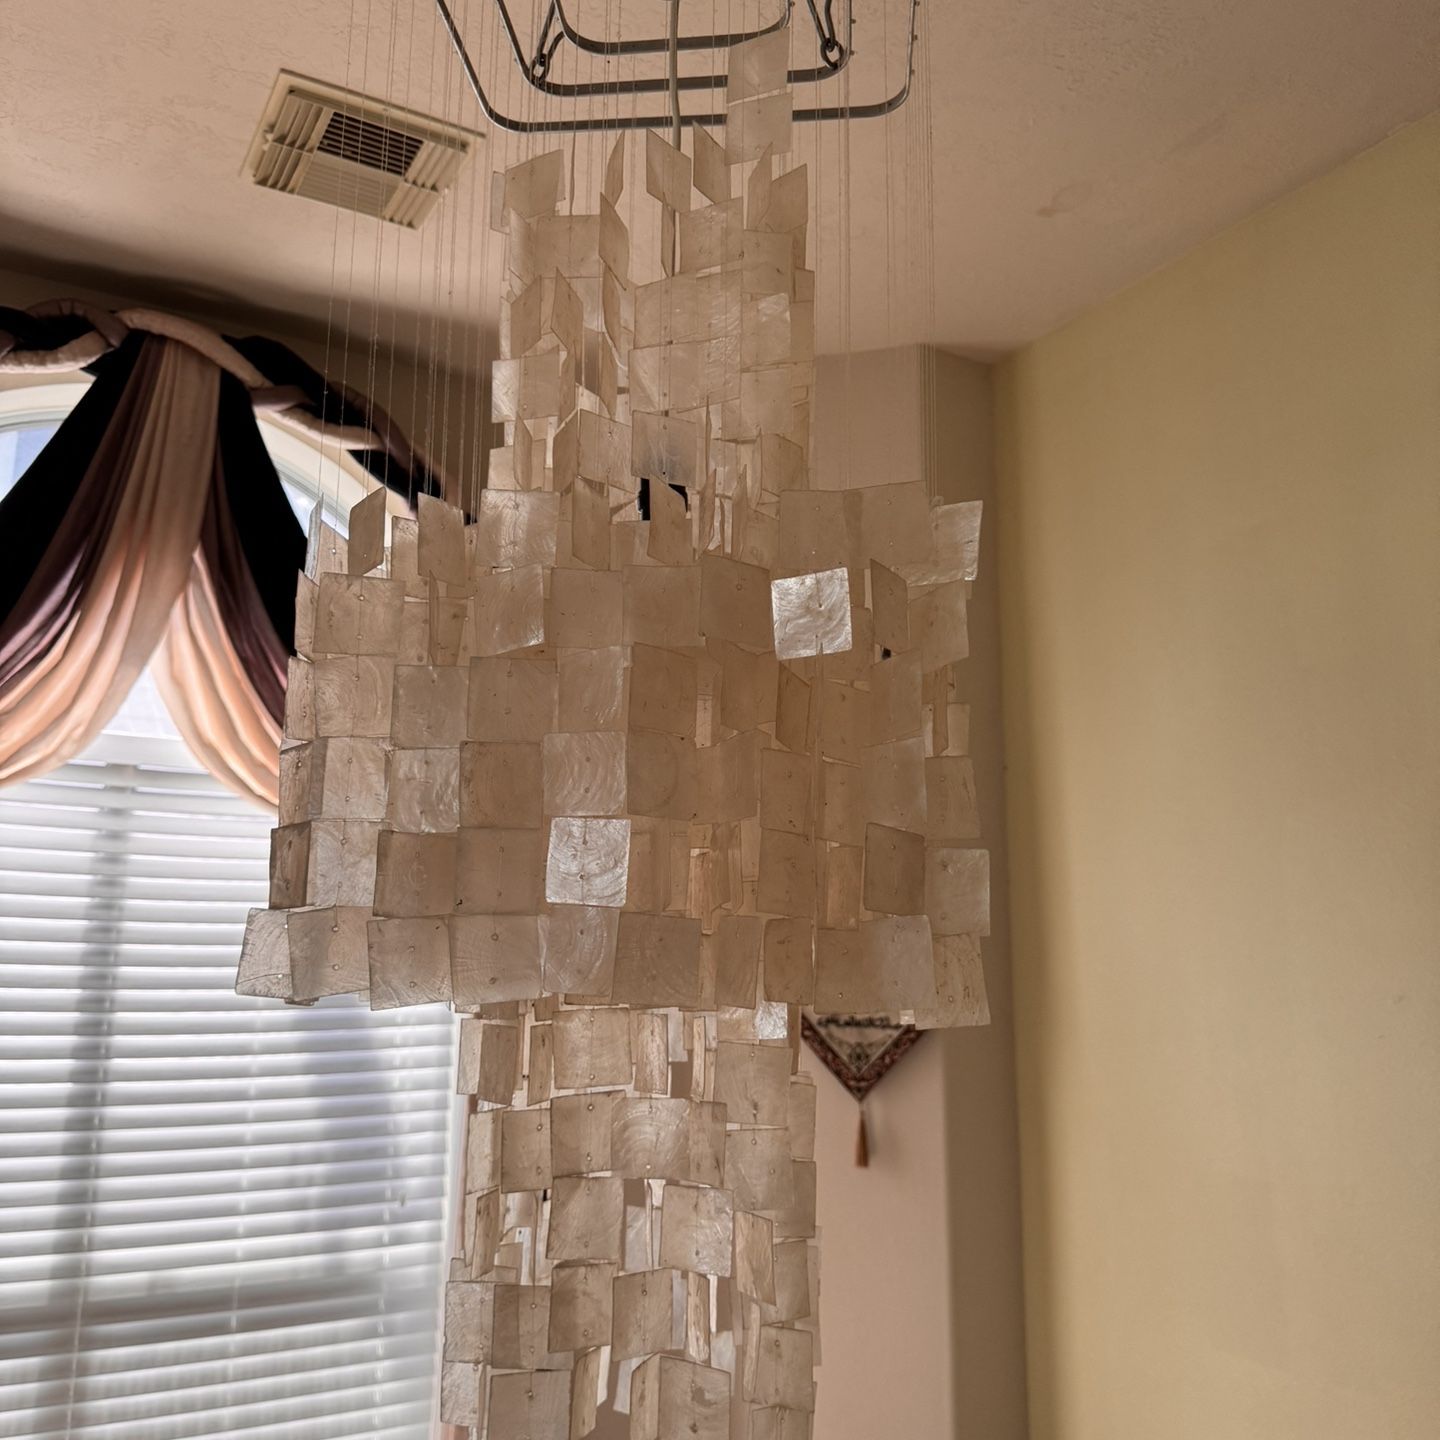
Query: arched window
0 382 72 503
0 378 388 529
0 382 455 1440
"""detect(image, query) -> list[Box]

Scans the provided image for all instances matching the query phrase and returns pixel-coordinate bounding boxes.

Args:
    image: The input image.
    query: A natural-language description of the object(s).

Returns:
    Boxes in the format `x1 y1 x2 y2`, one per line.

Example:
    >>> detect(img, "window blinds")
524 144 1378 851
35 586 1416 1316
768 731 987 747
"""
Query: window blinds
0 731 456 1440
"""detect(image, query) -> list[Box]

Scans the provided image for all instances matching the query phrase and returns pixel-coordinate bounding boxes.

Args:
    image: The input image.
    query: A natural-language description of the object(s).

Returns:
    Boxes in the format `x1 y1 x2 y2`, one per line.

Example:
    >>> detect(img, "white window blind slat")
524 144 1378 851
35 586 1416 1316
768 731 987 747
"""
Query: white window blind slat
0 1316 439 1378
3 1259 446 1322
1 1295 443 1364
0 1364 440 1433
6 1175 448 1228
2 1229 448 1289
0 720 455 1440
11 823 270 849
0 856 273 883
1 1133 447 1177
1 1377 443 1433
0 1389 436 1440
6 1039 453 1067
4 1192 443 1249
3 905 280 929
1 1160 444 1209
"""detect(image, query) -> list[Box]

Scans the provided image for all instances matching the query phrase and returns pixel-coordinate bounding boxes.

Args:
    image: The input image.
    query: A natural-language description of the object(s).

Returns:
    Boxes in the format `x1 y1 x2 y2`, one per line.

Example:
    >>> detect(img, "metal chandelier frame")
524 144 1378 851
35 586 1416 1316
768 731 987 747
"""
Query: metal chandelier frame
435 0 921 135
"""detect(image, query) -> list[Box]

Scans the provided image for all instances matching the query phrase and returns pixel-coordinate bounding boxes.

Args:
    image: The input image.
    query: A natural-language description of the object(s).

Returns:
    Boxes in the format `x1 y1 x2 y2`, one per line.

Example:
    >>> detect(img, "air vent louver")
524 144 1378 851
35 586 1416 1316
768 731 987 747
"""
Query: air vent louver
245 72 476 228
316 112 425 175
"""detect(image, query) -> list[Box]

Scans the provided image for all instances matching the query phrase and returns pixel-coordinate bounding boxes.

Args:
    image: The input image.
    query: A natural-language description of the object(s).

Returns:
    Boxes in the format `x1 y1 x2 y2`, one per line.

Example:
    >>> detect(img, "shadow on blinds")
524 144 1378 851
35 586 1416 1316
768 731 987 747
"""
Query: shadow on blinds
0 715 456 1440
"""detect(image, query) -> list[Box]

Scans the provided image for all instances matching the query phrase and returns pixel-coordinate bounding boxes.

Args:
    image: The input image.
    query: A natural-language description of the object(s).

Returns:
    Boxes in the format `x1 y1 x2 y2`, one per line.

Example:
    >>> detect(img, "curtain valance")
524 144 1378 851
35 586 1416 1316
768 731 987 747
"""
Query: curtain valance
0 301 443 806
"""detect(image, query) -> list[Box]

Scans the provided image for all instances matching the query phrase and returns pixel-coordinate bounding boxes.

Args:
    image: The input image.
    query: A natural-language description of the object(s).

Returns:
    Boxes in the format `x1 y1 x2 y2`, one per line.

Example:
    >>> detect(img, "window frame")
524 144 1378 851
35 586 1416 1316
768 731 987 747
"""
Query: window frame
0 376 408 533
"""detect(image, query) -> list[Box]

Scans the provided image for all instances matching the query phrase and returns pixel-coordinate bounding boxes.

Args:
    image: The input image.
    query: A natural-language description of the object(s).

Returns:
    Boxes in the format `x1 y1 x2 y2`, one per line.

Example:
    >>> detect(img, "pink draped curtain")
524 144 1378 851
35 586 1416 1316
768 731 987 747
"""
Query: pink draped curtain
0 299 443 806
0 337 233 785
0 301 444 808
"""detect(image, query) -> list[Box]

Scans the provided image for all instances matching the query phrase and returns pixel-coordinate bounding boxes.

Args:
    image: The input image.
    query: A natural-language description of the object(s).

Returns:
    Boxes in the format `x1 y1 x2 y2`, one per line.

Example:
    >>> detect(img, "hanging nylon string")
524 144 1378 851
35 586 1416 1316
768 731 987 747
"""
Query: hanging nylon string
668 0 682 148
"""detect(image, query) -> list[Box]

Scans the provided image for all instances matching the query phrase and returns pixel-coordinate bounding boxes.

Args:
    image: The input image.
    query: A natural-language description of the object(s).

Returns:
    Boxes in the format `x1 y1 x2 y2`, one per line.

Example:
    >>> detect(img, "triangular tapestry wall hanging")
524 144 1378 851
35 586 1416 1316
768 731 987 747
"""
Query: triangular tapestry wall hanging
802 1013 924 1165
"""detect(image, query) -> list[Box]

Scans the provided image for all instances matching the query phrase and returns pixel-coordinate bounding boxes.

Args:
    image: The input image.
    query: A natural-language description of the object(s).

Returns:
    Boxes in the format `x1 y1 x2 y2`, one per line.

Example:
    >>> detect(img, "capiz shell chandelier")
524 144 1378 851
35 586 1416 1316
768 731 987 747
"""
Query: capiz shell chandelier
240 3 989 1435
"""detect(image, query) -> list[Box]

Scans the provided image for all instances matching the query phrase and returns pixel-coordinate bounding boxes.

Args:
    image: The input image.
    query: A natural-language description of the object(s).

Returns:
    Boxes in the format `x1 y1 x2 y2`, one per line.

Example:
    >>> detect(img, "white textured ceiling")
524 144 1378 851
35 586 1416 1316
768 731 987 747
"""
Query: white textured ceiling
1 0 1437 360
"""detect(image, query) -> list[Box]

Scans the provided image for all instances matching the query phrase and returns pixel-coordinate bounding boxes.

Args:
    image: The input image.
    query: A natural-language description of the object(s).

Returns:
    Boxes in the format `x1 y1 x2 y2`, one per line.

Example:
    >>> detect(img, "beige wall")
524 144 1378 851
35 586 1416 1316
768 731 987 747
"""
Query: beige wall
811 348 1030 1440
804 1040 955 1439
995 113 1440 1440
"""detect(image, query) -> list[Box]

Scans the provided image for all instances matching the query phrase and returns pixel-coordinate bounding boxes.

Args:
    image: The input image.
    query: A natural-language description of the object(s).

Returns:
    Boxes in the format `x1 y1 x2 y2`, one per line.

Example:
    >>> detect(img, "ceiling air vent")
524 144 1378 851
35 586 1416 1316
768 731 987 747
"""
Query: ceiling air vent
245 71 475 228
